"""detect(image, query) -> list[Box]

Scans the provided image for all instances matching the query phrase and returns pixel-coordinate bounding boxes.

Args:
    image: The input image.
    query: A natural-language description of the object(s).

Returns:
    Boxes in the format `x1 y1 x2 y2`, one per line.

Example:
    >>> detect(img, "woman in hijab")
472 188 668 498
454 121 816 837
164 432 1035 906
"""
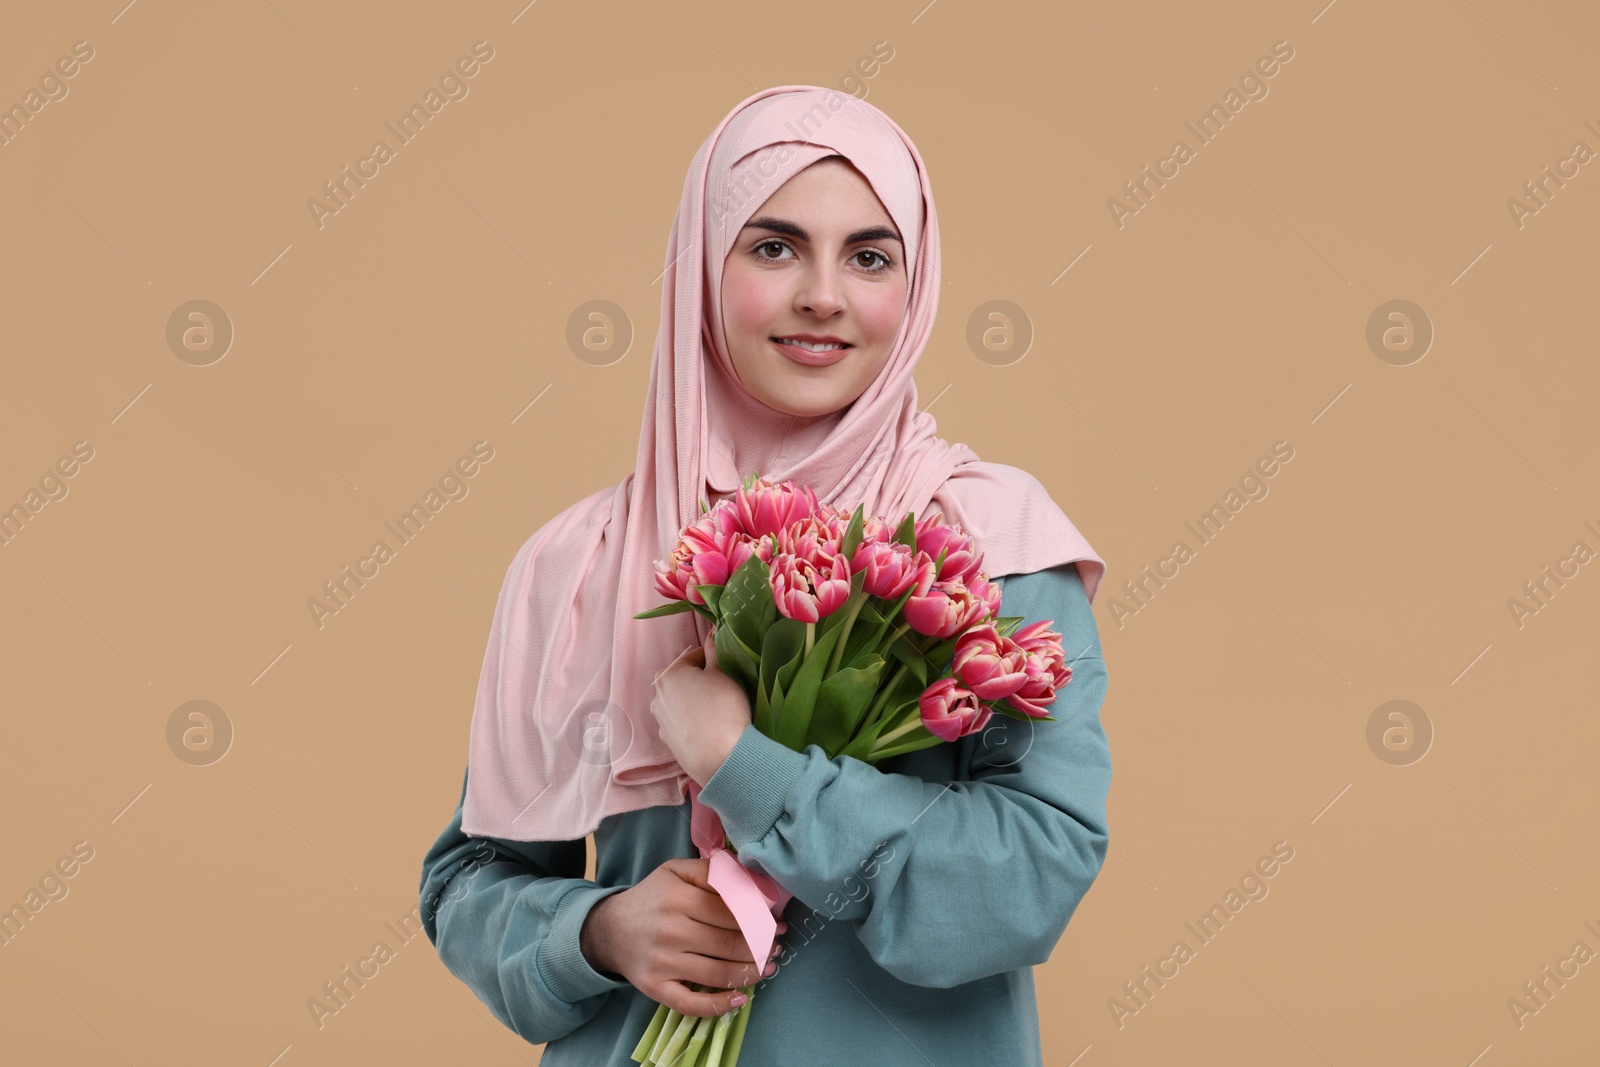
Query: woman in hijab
420 86 1112 1066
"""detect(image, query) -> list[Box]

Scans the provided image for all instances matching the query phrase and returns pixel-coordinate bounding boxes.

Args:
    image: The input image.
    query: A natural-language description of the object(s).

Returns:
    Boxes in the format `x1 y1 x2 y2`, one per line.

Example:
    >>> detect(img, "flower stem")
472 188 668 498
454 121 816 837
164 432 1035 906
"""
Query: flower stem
805 621 814 658
826 592 868 676
722 986 755 1064
646 1006 682 1062
870 715 924 754
704 1007 736 1064
659 1004 698 1063
863 662 908 727
680 1013 715 1062
631 1002 669 1062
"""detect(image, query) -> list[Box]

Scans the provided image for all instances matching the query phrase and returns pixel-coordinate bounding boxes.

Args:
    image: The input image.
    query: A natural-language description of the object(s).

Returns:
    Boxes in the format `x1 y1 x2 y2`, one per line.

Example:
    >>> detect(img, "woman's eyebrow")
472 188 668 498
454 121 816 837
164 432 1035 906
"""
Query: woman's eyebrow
743 215 903 246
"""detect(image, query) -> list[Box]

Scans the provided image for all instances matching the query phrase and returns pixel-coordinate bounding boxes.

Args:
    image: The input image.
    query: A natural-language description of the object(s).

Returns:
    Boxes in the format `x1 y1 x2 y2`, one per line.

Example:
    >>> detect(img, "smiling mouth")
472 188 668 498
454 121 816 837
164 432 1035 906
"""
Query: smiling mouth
770 337 853 366
772 336 850 351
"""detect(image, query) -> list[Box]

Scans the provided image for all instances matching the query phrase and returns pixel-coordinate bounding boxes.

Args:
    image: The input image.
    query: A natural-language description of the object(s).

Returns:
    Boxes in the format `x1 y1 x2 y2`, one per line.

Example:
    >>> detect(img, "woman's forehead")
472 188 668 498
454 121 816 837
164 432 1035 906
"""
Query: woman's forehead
742 160 901 240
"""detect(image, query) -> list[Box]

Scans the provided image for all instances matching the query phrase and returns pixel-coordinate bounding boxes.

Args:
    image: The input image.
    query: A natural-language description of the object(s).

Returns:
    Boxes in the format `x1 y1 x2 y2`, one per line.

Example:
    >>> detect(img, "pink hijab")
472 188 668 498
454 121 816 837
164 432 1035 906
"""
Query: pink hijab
461 85 1104 843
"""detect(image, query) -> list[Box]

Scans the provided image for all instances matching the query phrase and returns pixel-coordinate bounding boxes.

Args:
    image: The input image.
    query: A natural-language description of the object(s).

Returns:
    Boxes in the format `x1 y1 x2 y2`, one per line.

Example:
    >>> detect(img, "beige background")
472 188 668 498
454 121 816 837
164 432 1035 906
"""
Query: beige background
2 0 1596 1063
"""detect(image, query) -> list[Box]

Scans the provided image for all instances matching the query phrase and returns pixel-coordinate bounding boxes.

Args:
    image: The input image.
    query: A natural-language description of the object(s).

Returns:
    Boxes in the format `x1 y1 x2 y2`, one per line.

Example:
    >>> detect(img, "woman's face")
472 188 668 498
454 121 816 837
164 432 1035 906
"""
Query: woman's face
721 157 909 419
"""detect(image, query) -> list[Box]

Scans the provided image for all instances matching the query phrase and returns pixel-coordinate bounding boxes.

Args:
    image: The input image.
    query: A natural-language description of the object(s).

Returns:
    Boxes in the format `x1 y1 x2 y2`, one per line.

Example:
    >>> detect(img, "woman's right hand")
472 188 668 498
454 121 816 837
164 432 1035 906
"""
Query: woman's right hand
579 857 787 1018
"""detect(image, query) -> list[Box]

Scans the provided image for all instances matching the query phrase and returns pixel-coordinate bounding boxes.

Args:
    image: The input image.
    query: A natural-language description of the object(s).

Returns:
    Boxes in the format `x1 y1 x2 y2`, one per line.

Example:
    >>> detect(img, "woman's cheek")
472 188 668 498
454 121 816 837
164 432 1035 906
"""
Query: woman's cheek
857 280 907 346
723 267 782 339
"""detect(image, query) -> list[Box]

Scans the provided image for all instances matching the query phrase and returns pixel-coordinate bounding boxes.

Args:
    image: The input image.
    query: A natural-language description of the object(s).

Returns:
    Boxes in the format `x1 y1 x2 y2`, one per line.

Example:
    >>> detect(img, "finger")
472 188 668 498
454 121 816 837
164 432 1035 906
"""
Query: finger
680 891 742 931
656 979 750 1020
676 951 775 991
664 856 713 891
684 916 784 967
653 643 702 686
706 921 761 964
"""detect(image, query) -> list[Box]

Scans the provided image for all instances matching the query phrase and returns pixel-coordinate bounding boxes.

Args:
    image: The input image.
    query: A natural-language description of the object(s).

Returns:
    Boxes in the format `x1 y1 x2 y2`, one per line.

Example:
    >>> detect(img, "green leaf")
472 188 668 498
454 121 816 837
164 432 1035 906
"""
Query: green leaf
839 503 866 563
837 596 887 666
848 581 919 666
760 672 784 738
712 618 760 695
633 600 698 619
887 633 932 686
758 582 779 635
990 613 1025 637
809 654 886 755
773 624 844 750
717 553 772 653
758 619 806 702
754 619 805 737
695 583 723 615
988 701 1058 723
753 666 770 731
920 633 961 673
839 713 891 761
893 508 916 551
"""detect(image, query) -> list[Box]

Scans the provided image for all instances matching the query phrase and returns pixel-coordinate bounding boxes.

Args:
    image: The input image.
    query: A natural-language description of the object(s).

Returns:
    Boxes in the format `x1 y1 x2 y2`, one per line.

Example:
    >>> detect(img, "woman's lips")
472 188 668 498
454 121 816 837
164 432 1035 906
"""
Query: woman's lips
771 338 852 366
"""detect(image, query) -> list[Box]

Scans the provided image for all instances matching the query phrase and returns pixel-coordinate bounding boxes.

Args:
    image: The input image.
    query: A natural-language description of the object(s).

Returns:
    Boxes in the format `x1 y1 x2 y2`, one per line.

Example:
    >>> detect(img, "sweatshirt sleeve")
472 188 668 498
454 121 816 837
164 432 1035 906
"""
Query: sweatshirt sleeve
419 769 632 1045
696 562 1111 989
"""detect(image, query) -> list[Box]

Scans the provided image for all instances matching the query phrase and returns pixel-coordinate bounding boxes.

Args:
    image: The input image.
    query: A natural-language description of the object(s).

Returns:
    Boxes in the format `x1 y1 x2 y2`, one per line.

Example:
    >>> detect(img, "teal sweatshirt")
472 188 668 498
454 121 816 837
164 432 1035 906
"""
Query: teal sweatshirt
419 561 1111 1065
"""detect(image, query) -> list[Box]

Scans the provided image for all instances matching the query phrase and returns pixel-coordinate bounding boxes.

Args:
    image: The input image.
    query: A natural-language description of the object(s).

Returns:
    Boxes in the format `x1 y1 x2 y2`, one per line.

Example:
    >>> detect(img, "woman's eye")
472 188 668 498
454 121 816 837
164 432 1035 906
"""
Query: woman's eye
754 239 792 261
853 249 893 273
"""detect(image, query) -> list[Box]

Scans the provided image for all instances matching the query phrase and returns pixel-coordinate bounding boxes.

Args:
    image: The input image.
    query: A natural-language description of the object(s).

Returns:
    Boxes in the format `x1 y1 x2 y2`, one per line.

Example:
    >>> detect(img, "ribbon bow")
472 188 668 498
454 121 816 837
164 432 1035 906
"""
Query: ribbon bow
687 780 793 971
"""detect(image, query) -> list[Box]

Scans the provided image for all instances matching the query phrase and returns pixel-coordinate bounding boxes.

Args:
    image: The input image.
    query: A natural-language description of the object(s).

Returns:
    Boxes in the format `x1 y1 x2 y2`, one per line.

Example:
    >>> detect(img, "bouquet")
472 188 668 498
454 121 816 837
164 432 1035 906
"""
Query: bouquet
628 474 1075 1066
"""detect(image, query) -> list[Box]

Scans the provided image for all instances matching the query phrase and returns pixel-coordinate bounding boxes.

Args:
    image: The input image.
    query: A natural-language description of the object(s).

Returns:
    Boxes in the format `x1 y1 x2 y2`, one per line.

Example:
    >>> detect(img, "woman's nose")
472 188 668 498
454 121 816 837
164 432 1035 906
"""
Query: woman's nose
795 267 845 317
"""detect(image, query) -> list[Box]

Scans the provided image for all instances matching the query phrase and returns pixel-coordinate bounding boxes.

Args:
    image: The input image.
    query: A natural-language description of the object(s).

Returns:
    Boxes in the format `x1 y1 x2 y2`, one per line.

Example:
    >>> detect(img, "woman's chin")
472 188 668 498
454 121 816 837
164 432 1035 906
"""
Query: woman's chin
737 356 867 418
758 392 853 419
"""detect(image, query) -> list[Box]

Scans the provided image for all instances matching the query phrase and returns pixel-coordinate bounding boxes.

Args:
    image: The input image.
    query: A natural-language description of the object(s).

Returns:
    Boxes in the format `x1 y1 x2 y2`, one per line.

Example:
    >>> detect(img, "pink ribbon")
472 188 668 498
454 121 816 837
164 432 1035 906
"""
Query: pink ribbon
687 780 793 971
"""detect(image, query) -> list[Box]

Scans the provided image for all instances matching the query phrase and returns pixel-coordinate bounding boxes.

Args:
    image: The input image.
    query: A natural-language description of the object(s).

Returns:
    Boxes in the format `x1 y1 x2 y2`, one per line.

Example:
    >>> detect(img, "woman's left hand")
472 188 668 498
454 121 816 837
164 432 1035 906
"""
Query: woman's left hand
650 627 752 787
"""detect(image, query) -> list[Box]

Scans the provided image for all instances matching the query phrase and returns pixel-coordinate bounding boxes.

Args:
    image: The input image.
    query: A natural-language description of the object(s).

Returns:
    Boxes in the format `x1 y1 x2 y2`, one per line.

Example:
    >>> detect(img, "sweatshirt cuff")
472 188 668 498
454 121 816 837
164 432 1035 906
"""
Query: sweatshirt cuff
697 724 810 848
535 882 632 1004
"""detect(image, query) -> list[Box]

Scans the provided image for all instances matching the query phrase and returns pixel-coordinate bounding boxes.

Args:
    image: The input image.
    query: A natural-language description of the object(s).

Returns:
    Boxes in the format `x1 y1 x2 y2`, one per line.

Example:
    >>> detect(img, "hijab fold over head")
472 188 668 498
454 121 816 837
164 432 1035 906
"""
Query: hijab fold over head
461 86 1104 842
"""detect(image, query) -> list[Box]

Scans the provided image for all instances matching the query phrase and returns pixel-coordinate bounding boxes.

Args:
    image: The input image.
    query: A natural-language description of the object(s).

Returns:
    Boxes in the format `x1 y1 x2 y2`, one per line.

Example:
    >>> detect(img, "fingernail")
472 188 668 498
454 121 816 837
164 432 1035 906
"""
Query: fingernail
730 994 748 1006
763 962 777 977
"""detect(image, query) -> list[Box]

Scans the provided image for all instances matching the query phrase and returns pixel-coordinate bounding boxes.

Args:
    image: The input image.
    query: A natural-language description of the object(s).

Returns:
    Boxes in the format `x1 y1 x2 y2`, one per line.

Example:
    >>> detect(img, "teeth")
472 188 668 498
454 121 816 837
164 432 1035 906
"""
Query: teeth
775 338 847 352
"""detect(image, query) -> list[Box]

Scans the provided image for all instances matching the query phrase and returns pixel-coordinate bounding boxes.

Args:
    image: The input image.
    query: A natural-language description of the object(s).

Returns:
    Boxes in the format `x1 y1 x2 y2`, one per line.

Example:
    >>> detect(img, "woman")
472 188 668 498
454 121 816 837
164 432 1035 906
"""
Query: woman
419 85 1112 1065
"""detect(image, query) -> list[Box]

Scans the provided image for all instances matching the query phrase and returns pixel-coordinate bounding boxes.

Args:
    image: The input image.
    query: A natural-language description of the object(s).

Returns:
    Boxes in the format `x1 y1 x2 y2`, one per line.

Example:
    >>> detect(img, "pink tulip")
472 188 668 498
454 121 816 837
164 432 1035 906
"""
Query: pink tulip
919 677 993 741
653 503 756 604
851 539 935 600
1011 618 1064 658
752 531 781 566
967 572 1001 622
1004 620 1073 718
860 514 899 546
653 545 743 606
777 512 844 567
651 549 697 602
685 503 755 566
736 477 818 541
684 499 743 545
770 550 851 623
914 515 983 584
903 578 991 639
951 624 1030 701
